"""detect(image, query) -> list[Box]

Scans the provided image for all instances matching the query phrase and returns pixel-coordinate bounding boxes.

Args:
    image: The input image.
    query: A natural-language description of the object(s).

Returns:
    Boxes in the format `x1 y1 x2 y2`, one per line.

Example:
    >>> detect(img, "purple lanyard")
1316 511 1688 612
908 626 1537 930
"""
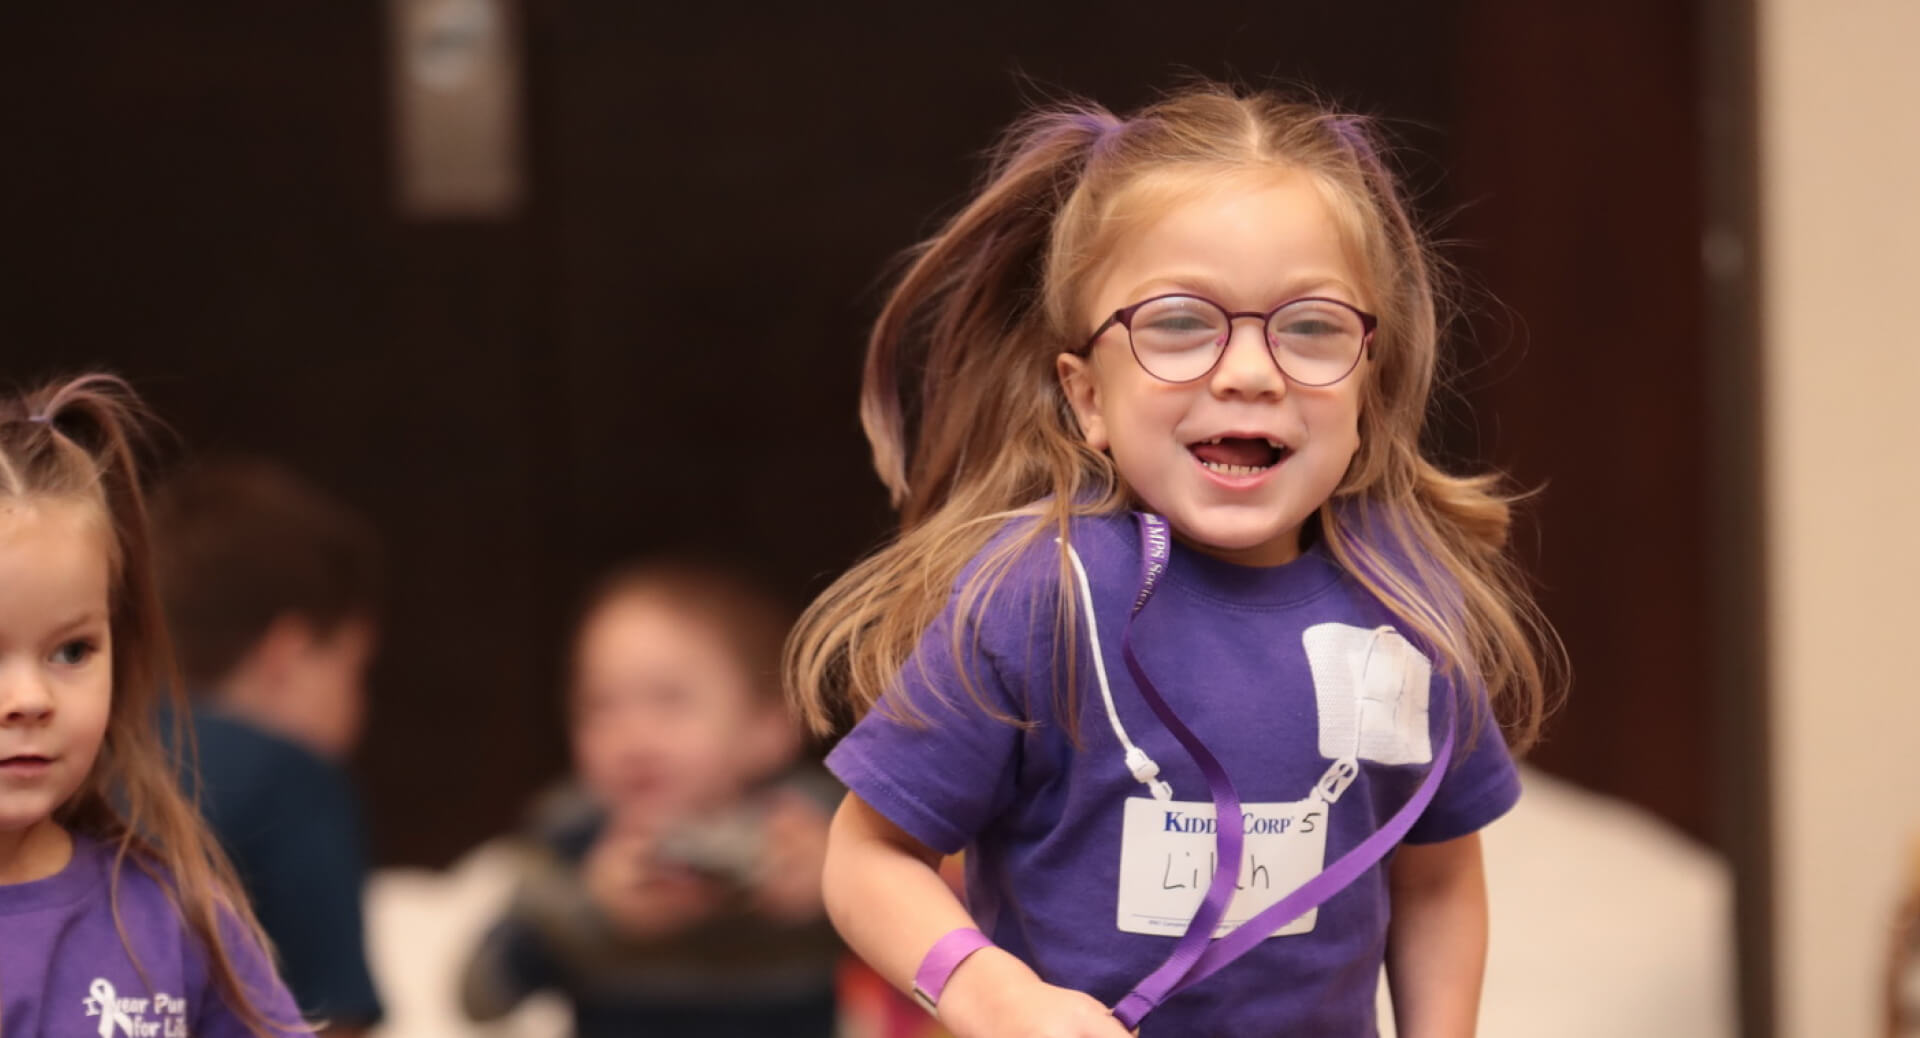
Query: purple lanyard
1109 514 1457 1030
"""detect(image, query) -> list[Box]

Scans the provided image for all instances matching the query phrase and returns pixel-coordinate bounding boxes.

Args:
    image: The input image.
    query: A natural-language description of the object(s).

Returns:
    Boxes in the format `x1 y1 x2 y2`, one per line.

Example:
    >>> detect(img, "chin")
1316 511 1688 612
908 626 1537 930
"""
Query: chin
1173 514 1305 565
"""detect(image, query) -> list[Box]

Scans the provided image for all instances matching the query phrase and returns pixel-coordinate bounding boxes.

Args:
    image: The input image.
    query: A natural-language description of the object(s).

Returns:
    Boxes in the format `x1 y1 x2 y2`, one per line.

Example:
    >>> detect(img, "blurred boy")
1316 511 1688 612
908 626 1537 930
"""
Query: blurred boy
152 458 384 1037
461 561 840 1038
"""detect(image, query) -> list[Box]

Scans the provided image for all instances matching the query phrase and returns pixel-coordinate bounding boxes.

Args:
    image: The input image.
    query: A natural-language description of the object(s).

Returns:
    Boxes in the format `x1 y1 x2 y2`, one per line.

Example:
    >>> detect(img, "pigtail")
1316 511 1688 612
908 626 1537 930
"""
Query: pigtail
863 105 1119 527
1411 465 1558 754
792 105 1128 736
1322 466 1561 757
5 375 307 1037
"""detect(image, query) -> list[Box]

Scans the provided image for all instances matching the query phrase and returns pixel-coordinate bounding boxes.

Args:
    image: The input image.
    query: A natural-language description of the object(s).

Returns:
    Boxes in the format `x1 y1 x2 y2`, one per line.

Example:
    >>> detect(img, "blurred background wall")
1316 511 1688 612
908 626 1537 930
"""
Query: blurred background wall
3 0 1714 868
1760 1 1920 1035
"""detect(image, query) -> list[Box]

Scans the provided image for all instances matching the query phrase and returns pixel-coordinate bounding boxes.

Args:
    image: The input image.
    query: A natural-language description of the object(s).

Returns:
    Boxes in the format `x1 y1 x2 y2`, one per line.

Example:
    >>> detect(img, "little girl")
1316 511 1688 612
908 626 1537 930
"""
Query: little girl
788 87 1558 1036
0 375 307 1036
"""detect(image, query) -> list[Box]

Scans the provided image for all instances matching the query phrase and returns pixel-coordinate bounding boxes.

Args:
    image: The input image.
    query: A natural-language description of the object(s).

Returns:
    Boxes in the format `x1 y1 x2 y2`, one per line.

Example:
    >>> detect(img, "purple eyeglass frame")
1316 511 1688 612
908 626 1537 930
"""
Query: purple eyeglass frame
1078 293 1379 386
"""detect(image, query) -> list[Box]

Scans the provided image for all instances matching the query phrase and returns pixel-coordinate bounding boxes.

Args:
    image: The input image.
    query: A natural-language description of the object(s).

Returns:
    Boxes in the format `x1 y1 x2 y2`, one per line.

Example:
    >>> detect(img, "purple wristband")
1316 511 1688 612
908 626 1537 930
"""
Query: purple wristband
911 927 995 1014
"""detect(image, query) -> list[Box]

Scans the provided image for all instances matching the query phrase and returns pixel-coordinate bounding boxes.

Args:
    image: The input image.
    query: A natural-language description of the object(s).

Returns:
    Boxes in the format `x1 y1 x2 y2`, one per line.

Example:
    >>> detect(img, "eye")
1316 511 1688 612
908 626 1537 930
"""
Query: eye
1142 312 1216 334
1275 314 1351 337
1271 303 1363 339
50 638 99 667
1130 297 1226 347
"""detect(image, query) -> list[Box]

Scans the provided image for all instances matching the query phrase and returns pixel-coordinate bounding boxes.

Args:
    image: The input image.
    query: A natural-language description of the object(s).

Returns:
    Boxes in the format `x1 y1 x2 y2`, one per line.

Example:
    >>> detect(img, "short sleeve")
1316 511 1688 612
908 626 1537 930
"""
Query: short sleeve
826 551 1054 856
1402 675 1522 845
191 908 315 1038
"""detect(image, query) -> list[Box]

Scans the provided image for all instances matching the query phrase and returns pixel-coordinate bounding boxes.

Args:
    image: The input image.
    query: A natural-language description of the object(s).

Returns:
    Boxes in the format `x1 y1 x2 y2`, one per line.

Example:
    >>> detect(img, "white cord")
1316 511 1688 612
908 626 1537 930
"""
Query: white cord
1057 542 1397 809
1063 539 1174 801
1317 625 1397 805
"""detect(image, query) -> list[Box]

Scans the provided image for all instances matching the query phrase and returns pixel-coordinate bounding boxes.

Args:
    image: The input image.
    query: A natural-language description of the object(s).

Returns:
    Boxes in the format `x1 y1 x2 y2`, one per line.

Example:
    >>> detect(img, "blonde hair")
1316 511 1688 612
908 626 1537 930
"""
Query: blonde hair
787 85 1561 752
0 375 302 1036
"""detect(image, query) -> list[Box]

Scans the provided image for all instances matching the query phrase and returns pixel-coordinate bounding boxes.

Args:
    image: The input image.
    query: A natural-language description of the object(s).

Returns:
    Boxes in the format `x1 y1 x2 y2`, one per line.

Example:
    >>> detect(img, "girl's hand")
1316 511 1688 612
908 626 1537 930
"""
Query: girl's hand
750 789 831 923
583 822 722 939
937 948 1134 1038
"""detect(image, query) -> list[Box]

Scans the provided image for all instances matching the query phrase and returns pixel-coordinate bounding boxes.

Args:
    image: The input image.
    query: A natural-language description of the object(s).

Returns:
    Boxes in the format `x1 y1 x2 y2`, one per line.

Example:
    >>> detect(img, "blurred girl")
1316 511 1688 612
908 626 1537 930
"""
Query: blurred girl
0 375 306 1036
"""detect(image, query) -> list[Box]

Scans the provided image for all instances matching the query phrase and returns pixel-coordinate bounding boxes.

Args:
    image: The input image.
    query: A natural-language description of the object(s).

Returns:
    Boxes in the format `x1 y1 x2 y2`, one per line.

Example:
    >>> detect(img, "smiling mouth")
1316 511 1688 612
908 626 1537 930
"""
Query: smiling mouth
1189 436 1287 476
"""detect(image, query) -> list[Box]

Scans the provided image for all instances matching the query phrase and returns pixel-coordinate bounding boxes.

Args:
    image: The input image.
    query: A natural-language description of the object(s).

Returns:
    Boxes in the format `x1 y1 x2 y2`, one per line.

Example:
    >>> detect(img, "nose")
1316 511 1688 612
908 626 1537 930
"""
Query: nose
1207 319 1287 400
0 664 56 727
606 712 663 762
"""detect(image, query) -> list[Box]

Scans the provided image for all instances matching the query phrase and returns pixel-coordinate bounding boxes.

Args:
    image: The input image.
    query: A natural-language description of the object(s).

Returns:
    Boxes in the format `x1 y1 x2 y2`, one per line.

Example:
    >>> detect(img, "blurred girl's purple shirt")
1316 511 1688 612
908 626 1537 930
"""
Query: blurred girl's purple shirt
0 834 306 1037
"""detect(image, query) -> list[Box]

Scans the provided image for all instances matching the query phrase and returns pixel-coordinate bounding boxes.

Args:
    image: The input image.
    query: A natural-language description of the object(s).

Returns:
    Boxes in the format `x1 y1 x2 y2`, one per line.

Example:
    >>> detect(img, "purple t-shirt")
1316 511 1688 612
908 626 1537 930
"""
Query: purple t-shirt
0 832 309 1037
827 512 1520 1035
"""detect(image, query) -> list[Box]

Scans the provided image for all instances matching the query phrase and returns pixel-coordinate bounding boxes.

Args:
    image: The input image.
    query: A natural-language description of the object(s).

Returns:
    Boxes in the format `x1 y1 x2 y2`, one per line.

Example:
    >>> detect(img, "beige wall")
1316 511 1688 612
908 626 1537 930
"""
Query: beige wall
1761 1 1920 1034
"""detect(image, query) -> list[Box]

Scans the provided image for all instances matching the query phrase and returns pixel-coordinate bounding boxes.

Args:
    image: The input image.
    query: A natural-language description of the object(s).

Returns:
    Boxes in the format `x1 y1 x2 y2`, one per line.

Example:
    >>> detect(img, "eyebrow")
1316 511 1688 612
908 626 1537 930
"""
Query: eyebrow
1125 273 1363 307
46 612 109 639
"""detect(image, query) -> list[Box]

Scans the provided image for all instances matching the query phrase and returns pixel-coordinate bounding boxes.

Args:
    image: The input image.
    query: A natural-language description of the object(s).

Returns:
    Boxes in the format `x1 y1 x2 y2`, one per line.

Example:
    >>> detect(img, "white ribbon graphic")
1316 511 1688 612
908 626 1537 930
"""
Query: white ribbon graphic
87 978 135 1038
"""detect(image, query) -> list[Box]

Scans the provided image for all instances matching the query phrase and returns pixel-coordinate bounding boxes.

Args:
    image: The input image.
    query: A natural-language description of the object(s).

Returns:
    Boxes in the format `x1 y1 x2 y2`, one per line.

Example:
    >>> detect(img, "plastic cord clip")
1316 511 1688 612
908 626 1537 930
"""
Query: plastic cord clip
1125 746 1174 800
1315 759 1360 804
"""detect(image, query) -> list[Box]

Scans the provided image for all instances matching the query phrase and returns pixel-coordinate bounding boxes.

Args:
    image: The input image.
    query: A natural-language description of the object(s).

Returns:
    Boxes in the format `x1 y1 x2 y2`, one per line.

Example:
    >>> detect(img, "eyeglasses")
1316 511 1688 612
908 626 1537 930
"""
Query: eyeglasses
1080 294 1378 386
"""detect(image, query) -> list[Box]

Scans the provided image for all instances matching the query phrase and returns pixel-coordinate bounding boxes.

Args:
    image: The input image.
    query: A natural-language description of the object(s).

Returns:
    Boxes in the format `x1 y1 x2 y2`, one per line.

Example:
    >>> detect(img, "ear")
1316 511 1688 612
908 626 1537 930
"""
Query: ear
1055 353 1110 451
258 615 318 681
222 613 318 704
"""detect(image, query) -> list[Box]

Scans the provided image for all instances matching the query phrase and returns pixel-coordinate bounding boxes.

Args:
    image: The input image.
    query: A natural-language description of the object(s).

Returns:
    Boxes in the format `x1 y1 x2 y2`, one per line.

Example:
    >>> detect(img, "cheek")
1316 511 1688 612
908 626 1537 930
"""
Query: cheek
86 683 112 739
572 726 627 790
1304 384 1364 436
84 646 113 724
66 673 114 781
686 699 743 752
1102 375 1183 435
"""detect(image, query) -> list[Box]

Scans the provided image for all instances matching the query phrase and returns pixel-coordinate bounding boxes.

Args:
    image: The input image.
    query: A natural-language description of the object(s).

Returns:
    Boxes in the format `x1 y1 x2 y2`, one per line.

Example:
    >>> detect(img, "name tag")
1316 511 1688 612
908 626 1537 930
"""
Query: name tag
1115 796 1329 939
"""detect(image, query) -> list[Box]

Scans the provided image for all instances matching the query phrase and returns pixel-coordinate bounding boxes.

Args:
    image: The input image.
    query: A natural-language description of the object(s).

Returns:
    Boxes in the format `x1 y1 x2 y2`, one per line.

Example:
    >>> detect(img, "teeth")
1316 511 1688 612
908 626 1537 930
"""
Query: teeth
1193 436 1288 449
1201 461 1270 476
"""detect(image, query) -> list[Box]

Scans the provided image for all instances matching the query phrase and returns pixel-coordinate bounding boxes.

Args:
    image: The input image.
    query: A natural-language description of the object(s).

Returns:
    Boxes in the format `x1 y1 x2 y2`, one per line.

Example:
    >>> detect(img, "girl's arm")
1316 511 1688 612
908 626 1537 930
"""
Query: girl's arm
1384 831 1489 1038
825 792 1130 1038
